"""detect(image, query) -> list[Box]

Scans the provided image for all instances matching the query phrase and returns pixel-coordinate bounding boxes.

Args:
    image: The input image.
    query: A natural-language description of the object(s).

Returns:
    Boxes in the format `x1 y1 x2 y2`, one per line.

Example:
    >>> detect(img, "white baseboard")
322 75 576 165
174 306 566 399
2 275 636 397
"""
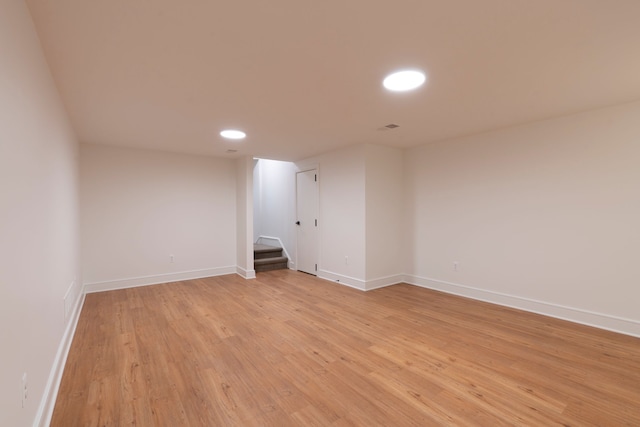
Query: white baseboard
236 266 256 279
364 274 405 291
34 291 85 427
404 274 640 338
318 270 366 290
84 266 237 293
318 271 404 291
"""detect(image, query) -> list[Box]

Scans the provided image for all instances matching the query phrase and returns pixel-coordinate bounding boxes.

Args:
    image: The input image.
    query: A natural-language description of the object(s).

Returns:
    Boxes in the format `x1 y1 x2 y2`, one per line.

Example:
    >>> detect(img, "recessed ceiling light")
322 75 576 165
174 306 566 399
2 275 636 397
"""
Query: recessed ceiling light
220 129 246 140
383 70 426 92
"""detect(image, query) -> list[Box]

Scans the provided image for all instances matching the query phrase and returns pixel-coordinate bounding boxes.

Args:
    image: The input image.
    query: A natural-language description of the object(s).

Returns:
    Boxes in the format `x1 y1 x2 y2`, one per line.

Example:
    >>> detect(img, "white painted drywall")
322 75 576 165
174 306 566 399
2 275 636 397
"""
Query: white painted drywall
252 159 261 241
253 159 297 266
405 101 640 334
81 144 237 289
0 1 80 425
236 156 255 278
297 144 406 289
297 145 367 287
365 145 404 285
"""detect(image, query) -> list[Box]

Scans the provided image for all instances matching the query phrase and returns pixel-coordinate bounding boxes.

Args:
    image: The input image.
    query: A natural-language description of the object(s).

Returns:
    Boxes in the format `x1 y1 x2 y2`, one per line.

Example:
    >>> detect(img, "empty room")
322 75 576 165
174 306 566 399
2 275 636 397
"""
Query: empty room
2 0 639 425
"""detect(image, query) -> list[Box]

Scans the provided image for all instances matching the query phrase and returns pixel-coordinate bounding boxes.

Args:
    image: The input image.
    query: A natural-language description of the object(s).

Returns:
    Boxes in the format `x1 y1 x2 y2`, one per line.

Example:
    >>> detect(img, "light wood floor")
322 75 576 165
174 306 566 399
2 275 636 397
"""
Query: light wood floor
52 270 640 426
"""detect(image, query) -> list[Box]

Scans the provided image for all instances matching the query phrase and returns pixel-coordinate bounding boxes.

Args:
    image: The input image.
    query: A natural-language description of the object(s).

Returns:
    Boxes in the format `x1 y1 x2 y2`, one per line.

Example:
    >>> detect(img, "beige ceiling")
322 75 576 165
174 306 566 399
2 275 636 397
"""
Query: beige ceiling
27 0 640 161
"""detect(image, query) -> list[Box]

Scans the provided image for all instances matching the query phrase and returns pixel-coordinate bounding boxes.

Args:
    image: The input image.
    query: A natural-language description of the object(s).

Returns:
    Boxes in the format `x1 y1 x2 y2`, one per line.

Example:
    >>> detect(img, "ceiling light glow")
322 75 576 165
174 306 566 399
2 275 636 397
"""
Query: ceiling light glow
383 70 426 92
220 129 246 140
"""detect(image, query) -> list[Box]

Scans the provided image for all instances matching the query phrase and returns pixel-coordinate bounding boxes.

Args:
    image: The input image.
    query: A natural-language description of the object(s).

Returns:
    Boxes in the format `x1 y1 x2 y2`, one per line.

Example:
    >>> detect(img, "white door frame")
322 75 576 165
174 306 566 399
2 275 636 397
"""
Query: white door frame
295 167 319 275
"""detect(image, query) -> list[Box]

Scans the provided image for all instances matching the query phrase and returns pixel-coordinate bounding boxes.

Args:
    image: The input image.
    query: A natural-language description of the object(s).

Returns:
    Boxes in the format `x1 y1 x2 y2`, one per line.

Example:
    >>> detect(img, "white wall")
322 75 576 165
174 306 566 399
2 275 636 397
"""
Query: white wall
0 1 81 425
365 145 404 287
236 156 255 278
296 144 407 290
297 145 367 288
405 101 640 336
81 144 237 291
253 159 297 266
252 159 261 241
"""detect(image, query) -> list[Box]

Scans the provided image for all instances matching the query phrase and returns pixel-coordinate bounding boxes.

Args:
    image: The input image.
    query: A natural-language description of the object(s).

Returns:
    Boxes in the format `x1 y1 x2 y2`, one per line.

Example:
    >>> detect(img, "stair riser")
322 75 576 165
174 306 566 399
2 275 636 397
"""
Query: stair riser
254 256 288 266
255 262 288 273
255 250 283 259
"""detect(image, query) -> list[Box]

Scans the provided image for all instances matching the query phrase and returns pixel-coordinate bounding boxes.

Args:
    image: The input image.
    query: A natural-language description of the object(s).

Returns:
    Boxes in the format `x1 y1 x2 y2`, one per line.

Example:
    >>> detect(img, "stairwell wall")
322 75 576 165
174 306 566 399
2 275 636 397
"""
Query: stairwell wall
253 159 297 268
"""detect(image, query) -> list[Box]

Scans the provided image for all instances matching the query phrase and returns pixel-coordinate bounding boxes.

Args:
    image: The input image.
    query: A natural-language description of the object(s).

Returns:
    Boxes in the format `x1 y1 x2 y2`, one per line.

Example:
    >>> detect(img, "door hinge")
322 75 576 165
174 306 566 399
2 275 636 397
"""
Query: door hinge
315 264 318 271
314 174 317 182
315 219 317 227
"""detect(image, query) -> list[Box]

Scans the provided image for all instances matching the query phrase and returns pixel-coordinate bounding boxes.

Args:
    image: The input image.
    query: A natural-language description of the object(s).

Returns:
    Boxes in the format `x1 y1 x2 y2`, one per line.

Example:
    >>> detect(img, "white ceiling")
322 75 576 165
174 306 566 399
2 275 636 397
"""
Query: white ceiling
27 0 640 161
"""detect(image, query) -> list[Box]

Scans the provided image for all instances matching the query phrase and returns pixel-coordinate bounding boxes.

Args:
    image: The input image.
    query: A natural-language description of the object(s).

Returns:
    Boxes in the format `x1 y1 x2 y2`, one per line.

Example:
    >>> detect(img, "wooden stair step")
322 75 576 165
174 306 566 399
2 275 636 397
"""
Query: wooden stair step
254 256 288 273
254 256 288 266
254 244 283 259
254 244 288 272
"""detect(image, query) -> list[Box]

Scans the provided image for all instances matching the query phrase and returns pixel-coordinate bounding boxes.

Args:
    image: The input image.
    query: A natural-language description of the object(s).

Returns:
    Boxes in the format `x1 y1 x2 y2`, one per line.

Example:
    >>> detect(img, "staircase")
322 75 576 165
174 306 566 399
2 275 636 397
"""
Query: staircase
254 244 288 273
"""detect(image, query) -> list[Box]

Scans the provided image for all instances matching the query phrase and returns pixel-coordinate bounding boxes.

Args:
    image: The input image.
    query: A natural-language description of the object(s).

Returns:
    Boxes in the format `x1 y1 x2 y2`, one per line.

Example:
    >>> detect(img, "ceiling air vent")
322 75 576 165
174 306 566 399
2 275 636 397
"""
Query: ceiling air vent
378 123 400 131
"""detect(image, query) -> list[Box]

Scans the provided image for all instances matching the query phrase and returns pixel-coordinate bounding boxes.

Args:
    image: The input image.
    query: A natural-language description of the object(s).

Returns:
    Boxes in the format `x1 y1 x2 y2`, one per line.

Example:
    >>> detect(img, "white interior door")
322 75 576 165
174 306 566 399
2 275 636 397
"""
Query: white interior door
296 169 318 275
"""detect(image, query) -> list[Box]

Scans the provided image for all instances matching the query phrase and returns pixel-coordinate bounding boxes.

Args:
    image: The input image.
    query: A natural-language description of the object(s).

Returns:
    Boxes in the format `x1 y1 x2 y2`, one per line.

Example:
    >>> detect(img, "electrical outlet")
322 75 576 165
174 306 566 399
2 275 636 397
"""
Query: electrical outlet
21 373 27 408
345 256 349 265
170 254 175 263
453 261 459 272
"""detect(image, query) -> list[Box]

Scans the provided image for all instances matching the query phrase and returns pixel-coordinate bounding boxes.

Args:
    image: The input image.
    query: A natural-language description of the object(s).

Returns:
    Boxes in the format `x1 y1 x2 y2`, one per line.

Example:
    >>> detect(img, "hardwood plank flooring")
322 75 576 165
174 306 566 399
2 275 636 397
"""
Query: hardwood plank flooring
51 270 640 426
